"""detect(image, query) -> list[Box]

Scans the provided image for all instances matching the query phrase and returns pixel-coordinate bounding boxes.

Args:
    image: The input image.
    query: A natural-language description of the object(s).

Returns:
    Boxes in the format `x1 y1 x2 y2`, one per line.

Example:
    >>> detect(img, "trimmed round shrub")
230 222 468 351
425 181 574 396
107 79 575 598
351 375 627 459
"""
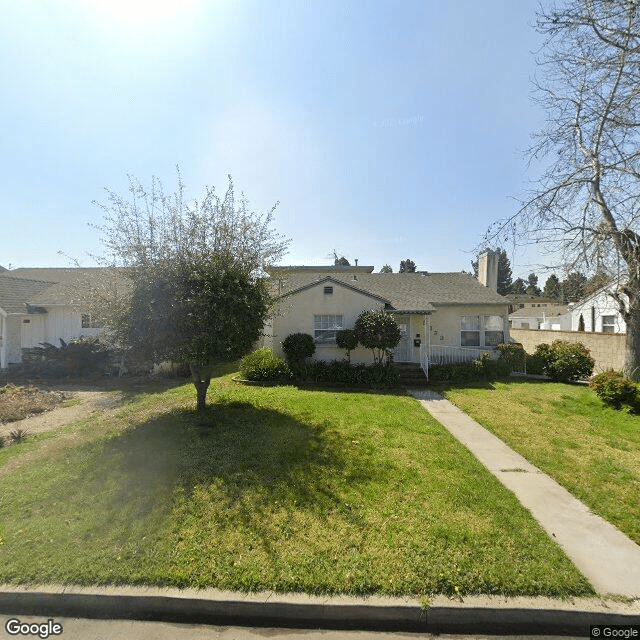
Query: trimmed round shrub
354 310 401 364
544 340 595 382
590 370 638 410
336 329 358 361
281 333 316 366
240 348 291 381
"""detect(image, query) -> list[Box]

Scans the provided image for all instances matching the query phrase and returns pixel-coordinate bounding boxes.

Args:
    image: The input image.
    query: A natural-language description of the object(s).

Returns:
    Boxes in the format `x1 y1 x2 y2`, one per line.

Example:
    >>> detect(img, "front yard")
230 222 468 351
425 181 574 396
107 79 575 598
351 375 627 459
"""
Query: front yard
441 380 640 546
0 372 592 597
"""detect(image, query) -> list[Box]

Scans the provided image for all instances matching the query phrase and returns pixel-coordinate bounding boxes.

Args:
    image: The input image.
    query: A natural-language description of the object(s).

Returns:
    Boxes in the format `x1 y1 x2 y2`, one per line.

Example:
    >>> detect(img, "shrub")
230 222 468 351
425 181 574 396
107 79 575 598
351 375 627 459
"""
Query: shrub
543 340 594 382
240 348 291 382
281 333 316 366
292 359 399 388
335 329 358 362
496 343 526 371
590 370 639 410
26 337 111 377
354 310 401 364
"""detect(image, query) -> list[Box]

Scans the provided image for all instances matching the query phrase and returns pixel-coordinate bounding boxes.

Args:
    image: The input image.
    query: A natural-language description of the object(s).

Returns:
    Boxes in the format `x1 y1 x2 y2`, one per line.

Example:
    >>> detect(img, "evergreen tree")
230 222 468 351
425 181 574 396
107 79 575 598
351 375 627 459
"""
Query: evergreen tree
526 273 541 296
543 274 561 300
399 259 416 273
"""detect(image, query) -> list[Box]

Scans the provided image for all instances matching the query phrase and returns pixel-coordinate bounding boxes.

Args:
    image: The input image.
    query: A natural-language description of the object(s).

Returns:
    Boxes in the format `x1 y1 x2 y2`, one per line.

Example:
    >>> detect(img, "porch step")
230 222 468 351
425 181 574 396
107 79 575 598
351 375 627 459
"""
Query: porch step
393 363 428 387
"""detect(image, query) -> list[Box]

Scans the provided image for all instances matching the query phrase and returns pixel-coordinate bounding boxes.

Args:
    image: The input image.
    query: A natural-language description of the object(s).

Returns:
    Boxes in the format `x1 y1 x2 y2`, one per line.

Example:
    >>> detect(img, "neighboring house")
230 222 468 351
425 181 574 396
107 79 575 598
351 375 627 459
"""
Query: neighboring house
0 267 111 369
569 279 627 333
509 304 570 330
265 250 510 376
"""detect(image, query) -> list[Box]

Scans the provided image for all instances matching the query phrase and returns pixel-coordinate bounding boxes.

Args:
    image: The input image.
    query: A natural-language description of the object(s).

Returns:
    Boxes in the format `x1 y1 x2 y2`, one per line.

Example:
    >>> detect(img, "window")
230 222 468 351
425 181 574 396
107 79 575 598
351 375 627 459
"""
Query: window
483 315 504 346
460 315 504 347
314 314 343 344
460 316 481 346
602 315 616 333
323 286 333 294
81 314 101 329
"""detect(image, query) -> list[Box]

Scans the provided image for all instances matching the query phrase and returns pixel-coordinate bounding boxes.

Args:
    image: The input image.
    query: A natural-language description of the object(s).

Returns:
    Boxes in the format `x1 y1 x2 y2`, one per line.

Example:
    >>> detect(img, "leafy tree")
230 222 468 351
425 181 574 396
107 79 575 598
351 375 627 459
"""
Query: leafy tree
510 278 526 295
484 1 640 377
334 256 350 266
93 170 289 412
379 264 393 273
354 310 401 364
525 273 541 296
399 259 416 273
123 256 270 412
560 272 587 303
543 274 561 300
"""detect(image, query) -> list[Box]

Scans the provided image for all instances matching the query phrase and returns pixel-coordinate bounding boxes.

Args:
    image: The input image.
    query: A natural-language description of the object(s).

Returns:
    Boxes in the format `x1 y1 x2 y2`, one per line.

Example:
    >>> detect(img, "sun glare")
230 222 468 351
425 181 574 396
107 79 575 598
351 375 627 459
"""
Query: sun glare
86 0 200 27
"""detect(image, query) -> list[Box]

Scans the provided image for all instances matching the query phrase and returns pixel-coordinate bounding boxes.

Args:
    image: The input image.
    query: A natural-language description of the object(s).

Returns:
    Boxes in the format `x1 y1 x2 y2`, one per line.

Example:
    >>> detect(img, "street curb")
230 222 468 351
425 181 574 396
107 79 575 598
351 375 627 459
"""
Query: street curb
0 587 638 635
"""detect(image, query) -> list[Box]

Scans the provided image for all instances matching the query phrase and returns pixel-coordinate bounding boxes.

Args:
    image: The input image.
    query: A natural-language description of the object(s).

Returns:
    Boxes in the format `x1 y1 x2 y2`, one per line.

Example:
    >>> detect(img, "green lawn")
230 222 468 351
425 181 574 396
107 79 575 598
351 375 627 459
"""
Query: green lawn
440 380 640 546
0 373 592 597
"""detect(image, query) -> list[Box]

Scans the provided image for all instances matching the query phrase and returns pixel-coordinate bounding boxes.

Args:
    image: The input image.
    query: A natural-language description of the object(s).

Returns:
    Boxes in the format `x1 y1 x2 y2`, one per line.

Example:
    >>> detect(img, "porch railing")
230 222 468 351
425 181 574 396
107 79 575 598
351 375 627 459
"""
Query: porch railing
429 345 492 365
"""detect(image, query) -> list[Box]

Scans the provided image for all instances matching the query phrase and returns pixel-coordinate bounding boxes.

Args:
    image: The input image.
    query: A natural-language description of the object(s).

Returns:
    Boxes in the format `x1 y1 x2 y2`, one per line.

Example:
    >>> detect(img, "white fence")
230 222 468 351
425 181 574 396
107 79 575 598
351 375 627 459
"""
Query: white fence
418 345 494 380
428 345 492 365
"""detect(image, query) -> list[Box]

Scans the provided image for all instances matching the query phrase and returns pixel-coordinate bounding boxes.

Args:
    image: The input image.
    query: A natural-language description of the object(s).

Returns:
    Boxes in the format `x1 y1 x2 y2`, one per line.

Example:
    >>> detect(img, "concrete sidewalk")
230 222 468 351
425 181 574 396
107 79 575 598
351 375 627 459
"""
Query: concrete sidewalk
410 389 640 599
0 585 638 636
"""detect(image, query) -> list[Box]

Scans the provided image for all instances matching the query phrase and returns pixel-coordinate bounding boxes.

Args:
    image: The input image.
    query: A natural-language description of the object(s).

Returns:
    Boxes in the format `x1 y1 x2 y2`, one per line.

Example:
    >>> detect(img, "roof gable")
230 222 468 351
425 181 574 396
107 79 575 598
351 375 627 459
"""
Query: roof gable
278 275 393 306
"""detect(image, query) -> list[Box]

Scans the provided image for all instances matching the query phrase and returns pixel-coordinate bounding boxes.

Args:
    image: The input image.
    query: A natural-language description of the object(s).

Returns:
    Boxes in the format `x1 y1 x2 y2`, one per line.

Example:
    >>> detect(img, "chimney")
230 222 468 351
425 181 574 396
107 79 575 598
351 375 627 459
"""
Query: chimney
478 249 498 291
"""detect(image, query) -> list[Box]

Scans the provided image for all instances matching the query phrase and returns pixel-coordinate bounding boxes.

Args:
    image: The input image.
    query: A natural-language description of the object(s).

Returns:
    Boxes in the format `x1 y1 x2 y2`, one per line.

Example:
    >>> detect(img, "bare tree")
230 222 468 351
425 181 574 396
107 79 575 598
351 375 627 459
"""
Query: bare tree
487 0 640 376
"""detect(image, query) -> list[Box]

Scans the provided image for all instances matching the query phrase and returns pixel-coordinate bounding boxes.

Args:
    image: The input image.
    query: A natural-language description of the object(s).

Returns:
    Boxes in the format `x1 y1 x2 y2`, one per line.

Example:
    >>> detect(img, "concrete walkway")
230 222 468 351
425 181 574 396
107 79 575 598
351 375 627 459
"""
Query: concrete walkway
409 389 640 599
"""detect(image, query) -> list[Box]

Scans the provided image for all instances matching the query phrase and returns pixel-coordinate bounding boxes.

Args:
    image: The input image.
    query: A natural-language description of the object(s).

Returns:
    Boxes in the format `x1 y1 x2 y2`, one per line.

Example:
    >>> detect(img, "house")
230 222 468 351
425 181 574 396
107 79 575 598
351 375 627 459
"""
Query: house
265 250 510 376
508 303 570 330
568 278 627 333
0 267 114 369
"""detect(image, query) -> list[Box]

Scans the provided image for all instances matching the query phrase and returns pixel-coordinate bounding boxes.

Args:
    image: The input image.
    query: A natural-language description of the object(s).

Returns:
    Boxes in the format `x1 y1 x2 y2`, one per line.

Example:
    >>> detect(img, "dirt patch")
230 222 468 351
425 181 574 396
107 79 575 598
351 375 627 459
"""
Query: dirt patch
0 387 125 442
0 385 70 424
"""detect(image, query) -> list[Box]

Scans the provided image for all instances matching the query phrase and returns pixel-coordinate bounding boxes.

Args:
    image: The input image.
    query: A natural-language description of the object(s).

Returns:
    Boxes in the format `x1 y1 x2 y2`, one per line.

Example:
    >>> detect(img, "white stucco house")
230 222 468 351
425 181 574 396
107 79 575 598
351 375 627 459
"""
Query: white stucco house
264 250 510 377
0 268 110 369
569 279 627 333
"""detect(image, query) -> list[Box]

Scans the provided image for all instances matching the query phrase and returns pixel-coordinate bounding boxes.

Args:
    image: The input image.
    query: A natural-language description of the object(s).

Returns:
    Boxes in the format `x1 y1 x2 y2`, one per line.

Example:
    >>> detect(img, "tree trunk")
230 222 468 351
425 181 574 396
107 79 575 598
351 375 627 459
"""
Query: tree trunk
624 308 640 380
189 363 212 413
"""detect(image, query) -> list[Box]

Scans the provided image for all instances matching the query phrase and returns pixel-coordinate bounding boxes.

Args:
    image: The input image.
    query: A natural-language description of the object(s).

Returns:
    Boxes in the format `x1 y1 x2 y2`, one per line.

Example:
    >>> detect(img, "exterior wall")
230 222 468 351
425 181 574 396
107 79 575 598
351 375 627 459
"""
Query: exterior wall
510 328 626 372
272 284 385 364
429 304 510 348
570 290 626 333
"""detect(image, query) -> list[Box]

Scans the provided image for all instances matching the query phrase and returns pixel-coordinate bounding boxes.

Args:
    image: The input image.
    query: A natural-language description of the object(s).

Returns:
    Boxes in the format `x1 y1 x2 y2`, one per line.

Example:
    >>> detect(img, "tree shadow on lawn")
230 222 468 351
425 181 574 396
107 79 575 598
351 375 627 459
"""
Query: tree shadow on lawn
28 397 378 571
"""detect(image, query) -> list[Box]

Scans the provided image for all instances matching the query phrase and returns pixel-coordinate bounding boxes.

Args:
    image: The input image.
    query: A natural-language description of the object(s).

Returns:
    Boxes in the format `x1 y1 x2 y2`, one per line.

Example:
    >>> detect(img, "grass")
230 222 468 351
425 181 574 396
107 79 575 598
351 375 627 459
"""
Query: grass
0 372 593 597
0 384 68 423
440 380 640 545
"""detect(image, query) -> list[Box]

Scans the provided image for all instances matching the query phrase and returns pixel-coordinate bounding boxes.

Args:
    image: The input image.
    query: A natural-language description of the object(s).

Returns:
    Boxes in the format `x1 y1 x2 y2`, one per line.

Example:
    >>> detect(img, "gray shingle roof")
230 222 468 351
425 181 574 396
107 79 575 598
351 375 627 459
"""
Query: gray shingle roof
9 268 127 305
271 271 509 310
0 276 57 314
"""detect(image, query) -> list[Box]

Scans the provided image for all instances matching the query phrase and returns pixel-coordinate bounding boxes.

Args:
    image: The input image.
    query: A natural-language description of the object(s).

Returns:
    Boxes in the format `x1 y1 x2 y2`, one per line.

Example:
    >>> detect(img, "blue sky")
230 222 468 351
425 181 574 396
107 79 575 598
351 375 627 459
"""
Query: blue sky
1 0 544 277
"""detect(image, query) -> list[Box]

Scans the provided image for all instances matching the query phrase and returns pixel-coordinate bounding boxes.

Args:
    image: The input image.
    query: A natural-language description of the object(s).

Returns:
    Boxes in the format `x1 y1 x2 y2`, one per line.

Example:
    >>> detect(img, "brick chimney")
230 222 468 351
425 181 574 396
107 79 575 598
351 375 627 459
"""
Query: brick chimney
477 249 498 291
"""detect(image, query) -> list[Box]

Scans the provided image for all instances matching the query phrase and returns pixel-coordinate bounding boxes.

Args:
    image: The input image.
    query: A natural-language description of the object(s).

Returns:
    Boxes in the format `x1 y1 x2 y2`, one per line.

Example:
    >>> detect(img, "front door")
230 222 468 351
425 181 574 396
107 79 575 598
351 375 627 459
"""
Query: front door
393 315 411 362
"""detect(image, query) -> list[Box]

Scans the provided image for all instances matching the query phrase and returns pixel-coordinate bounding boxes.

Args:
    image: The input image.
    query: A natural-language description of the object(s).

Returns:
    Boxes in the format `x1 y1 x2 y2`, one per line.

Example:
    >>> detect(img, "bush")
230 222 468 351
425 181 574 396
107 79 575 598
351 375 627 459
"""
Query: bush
542 340 594 382
240 348 291 382
496 343 526 371
336 329 358 361
291 359 399 388
22 337 111 378
354 310 401 364
590 370 639 410
281 333 316 366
